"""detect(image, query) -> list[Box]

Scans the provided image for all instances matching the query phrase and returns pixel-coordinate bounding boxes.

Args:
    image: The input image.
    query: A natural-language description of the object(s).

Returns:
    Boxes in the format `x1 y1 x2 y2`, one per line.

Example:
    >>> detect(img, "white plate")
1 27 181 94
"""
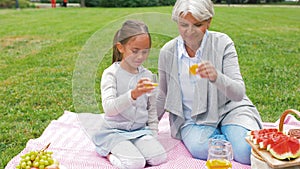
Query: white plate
59 165 67 169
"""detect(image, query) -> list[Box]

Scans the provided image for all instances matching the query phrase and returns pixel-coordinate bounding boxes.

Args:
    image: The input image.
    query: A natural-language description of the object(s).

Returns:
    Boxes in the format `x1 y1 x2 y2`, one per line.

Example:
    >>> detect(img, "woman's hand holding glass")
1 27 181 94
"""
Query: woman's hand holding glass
189 61 217 82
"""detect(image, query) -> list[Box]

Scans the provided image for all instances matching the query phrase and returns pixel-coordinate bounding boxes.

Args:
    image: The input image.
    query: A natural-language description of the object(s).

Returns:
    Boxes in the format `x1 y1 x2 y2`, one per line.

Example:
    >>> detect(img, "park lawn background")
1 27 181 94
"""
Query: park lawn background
0 6 299 168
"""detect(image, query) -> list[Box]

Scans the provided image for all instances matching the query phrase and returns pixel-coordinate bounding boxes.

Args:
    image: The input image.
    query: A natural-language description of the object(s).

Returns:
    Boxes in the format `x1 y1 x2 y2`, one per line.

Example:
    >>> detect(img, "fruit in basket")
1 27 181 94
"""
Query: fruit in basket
248 128 300 160
248 128 278 138
289 129 300 139
269 137 300 160
257 132 286 150
264 134 287 151
248 128 280 145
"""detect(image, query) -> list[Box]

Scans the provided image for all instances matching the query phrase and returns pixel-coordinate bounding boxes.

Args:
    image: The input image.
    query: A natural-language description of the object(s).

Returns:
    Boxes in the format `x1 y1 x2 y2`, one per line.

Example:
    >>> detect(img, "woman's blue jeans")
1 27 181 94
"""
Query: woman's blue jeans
180 124 251 165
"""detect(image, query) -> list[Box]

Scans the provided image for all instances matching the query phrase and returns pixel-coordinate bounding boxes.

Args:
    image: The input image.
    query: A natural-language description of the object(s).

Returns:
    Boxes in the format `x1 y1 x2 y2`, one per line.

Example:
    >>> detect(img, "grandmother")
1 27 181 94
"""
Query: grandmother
156 0 263 164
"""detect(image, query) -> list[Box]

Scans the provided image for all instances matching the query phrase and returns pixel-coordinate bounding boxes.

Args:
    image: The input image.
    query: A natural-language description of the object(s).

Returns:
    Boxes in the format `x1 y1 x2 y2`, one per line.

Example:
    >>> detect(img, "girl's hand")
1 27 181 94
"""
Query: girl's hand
131 78 155 100
197 61 217 82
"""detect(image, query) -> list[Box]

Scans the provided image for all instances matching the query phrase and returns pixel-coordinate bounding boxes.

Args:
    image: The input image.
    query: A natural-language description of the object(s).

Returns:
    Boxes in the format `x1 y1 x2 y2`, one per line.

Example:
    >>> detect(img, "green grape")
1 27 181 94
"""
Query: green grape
33 161 39 167
48 158 54 165
35 156 40 162
39 159 45 165
46 151 53 155
20 162 26 168
20 159 26 163
25 156 30 162
31 154 36 161
26 161 32 166
17 144 57 169
44 160 49 166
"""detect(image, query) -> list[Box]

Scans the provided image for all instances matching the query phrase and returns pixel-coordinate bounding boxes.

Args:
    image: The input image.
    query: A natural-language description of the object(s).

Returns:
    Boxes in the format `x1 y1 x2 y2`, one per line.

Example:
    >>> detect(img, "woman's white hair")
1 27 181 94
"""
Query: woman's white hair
172 0 215 22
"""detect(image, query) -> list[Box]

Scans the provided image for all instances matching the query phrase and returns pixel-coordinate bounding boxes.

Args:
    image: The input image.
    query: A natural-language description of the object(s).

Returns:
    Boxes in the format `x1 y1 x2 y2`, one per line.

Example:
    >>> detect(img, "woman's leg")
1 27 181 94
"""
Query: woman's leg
180 124 225 159
109 140 146 169
133 135 167 166
221 124 251 165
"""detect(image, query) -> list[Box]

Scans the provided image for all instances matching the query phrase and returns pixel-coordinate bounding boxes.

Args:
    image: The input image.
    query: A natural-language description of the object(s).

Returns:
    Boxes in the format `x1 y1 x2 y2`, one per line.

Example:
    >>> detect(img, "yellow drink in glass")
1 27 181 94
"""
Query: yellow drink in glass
189 64 198 75
206 159 232 169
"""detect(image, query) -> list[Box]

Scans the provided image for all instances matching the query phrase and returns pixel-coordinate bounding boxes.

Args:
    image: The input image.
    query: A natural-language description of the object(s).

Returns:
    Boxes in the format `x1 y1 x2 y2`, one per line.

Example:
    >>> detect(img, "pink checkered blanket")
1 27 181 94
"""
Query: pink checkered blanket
5 111 300 169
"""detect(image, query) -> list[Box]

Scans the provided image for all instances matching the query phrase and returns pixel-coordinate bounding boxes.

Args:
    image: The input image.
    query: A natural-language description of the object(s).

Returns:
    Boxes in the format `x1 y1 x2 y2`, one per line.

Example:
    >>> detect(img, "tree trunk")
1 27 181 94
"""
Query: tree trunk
15 0 19 9
80 0 85 7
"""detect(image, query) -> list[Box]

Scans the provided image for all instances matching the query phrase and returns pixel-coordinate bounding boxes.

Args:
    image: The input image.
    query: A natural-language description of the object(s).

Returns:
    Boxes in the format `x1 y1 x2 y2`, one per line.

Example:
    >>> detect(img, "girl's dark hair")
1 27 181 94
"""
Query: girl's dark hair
112 20 151 63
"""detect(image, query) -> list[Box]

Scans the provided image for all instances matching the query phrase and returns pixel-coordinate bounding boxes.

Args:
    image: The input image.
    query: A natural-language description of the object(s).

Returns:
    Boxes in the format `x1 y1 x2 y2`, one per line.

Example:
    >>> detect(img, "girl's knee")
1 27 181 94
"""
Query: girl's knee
146 152 167 166
122 157 146 169
109 154 146 169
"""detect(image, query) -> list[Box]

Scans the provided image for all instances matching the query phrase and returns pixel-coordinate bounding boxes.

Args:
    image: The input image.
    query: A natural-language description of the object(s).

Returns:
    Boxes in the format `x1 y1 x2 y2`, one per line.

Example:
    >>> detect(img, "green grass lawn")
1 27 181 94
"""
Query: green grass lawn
1 6 299 168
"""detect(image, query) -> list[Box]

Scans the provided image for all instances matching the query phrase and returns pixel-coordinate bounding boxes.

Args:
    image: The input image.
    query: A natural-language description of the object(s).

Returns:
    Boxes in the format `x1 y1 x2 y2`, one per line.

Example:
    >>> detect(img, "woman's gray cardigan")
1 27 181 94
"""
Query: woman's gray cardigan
156 31 262 140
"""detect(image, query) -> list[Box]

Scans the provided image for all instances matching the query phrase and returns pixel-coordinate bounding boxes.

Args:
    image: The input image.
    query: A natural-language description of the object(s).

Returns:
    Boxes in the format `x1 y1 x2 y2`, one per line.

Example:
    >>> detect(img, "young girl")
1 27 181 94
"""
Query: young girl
93 20 167 169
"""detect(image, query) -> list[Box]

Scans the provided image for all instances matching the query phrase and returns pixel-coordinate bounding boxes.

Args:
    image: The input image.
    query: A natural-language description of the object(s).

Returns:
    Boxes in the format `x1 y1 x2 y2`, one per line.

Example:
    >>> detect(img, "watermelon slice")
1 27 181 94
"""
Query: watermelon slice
248 128 278 141
265 134 288 151
269 137 300 160
258 133 283 149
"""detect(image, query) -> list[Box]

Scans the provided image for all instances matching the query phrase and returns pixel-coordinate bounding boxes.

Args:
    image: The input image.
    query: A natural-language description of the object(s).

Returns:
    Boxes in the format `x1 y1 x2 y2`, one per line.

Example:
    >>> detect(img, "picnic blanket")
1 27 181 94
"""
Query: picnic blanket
5 110 300 169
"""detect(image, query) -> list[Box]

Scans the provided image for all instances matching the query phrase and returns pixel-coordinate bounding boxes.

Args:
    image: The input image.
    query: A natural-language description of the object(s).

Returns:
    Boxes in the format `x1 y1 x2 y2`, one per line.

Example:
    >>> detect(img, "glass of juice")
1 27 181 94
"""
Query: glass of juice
146 73 158 96
206 139 233 169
